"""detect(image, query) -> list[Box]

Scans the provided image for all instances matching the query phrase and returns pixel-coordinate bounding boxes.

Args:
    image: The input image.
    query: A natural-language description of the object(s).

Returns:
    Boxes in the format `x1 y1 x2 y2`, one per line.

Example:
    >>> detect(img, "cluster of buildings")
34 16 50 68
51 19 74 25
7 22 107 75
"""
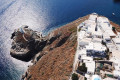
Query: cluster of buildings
74 13 120 80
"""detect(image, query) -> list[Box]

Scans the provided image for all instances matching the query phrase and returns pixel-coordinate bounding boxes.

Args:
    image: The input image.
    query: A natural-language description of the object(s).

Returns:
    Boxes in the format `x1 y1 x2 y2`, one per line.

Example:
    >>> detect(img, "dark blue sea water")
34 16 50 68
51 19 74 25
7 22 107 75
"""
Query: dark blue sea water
0 0 120 80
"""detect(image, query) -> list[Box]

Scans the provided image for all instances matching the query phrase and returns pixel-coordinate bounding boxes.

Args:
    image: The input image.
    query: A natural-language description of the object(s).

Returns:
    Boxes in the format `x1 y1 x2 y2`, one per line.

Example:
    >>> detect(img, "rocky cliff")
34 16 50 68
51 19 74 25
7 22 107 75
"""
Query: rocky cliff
21 15 90 80
10 25 46 61
10 15 95 80
10 14 120 80
10 13 120 80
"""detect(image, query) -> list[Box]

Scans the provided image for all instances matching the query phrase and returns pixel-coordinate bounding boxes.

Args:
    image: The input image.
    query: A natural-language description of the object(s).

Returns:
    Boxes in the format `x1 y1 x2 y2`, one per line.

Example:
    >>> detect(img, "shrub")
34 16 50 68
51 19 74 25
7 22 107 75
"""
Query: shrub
106 55 109 60
69 27 77 32
78 63 87 73
93 58 103 60
72 73 78 80
112 27 116 31
42 72 44 75
84 77 87 80
78 28 81 32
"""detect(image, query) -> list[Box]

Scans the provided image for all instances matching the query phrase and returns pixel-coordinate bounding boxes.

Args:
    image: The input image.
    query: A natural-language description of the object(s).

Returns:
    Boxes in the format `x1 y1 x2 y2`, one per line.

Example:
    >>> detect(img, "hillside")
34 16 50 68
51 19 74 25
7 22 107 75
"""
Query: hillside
22 15 89 80
10 14 120 80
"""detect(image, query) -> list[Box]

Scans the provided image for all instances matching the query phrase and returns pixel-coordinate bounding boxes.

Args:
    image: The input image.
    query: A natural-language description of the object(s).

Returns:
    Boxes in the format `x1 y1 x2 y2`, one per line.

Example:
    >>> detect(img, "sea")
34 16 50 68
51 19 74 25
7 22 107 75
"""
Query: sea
0 0 120 80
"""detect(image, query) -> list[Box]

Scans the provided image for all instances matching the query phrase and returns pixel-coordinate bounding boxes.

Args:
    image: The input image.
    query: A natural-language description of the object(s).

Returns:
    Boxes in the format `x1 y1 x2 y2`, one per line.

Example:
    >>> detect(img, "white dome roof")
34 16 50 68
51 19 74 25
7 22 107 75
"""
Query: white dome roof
92 75 101 80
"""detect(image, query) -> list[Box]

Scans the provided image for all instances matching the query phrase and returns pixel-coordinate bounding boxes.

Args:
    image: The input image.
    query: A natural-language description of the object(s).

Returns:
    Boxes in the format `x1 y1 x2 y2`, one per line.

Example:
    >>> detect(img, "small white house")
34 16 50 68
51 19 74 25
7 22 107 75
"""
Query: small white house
113 70 120 77
110 58 120 77
86 42 106 57
93 31 103 38
92 38 102 43
89 14 98 22
97 17 109 23
112 38 120 51
78 22 84 29
103 33 111 43
79 41 89 49
78 31 86 40
105 30 116 37
84 60 95 74
112 38 120 45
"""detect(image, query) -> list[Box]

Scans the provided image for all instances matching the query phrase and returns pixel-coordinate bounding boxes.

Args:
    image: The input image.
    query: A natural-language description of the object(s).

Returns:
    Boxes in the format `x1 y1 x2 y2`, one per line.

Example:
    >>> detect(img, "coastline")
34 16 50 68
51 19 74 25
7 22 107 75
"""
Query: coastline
21 14 90 80
11 14 120 80
72 13 120 80
43 15 120 37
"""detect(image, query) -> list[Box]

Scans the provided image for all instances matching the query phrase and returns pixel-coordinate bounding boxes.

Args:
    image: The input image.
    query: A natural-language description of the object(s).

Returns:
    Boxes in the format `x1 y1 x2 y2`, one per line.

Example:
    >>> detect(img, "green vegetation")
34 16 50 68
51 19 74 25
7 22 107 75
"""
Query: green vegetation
112 27 116 31
84 77 87 80
100 63 103 68
70 36 77 47
105 48 109 54
42 72 44 75
78 28 81 32
72 73 78 80
105 48 110 60
78 63 87 73
65 74 70 76
70 64 73 68
69 27 77 32
106 54 109 60
106 74 113 78
93 58 103 60
96 68 100 72
37 55 42 61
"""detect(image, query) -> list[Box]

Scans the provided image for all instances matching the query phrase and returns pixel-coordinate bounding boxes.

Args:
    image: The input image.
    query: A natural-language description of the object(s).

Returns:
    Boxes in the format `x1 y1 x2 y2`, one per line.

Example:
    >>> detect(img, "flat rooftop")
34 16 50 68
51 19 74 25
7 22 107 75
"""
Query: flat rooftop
86 42 106 51
89 14 97 21
97 17 109 23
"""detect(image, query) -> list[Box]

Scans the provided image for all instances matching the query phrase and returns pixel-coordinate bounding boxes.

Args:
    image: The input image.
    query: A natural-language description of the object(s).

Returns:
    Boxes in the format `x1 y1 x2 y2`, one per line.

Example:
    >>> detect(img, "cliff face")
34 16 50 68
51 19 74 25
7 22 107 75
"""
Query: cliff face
10 14 120 80
10 25 46 61
21 15 89 80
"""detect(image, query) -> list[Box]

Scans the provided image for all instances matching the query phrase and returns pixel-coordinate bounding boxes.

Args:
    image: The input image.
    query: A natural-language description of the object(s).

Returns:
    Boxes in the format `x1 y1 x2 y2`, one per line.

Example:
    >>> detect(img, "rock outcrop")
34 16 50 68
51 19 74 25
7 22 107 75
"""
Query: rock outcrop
10 15 90 79
21 15 89 80
10 14 120 80
10 25 64 61
10 25 46 61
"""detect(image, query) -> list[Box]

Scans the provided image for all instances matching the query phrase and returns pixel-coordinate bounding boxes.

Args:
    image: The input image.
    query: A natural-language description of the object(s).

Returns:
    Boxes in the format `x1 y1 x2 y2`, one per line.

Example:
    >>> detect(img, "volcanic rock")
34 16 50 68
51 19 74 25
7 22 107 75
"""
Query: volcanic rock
10 25 45 61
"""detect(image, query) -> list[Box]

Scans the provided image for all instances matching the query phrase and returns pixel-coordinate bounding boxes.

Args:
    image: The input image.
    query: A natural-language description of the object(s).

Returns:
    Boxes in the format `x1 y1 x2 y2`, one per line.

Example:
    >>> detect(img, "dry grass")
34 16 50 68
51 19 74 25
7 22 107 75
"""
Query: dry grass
25 15 89 80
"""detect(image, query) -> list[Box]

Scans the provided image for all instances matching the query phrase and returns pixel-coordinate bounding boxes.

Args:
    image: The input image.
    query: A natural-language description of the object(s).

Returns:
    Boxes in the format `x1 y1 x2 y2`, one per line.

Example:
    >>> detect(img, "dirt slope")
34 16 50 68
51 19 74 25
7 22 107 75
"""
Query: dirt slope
23 15 89 80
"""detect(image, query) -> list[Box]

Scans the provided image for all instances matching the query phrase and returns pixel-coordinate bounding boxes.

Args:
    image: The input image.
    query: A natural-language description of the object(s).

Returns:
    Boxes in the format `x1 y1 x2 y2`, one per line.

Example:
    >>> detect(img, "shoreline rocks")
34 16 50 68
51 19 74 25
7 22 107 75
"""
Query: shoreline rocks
10 25 46 61
10 25 63 61
10 15 90 80
10 14 120 80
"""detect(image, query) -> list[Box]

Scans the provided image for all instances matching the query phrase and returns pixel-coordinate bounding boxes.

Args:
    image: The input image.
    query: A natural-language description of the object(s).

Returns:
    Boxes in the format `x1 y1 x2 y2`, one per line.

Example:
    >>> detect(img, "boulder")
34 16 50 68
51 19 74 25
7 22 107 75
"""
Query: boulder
10 25 63 61
10 25 46 61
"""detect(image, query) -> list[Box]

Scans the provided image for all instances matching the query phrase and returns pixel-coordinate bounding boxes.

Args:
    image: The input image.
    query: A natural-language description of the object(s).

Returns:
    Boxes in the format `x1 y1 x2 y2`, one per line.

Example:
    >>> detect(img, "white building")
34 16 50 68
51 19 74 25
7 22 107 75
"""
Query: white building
86 23 96 35
112 38 120 51
105 30 116 37
76 14 120 80
81 55 95 74
103 33 111 43
93 31 103 38
78 31 86 40
97 17 109 24
92 38 102 43
89 14 98 22
86 42 106 57
110 58 120 77
85 60 95 74
78 22 84 29
98 23 111 32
